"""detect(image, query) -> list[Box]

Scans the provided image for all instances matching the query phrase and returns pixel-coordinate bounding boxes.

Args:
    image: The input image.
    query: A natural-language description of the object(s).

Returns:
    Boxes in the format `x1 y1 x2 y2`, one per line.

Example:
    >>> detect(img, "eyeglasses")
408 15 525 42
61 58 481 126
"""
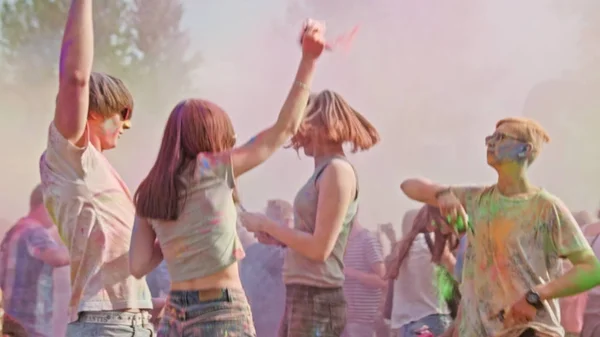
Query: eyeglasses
485 132 525 145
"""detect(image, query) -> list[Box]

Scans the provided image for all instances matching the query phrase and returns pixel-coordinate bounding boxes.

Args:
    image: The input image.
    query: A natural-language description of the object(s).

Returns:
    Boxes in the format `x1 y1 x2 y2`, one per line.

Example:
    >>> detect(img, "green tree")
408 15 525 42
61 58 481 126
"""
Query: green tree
0 0 200 116
128 0 202 115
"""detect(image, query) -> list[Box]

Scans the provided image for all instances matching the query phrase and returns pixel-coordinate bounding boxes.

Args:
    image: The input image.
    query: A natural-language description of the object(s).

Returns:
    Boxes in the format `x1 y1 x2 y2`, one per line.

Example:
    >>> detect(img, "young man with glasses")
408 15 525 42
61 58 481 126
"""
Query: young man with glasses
400 117 600 337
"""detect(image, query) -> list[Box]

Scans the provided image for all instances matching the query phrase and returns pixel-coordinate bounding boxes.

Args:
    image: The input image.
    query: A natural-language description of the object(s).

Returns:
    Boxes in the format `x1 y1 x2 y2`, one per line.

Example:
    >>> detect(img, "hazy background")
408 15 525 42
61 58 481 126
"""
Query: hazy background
1 0 599 235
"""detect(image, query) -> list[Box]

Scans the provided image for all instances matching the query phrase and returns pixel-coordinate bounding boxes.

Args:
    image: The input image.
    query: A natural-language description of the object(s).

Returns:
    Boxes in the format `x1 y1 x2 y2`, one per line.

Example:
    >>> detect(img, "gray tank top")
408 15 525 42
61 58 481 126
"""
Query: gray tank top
150 153 243 283
282 156 359 287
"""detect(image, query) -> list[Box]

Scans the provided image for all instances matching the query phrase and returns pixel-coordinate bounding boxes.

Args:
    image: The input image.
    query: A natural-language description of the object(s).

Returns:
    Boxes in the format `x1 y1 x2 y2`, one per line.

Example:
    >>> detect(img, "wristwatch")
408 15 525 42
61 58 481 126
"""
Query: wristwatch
525 290 544 310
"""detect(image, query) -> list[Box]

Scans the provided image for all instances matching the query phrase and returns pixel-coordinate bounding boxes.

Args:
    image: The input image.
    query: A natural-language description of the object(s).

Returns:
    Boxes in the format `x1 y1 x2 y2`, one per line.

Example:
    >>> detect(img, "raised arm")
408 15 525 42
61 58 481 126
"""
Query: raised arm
401 178 475 229
400 178 450 206
230 20 325 177
54 0 94 145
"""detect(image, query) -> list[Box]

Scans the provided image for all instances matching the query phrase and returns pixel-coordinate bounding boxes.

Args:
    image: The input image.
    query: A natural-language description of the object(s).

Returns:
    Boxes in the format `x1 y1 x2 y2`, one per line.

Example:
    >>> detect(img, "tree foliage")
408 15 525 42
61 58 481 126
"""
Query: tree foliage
0 0 200 114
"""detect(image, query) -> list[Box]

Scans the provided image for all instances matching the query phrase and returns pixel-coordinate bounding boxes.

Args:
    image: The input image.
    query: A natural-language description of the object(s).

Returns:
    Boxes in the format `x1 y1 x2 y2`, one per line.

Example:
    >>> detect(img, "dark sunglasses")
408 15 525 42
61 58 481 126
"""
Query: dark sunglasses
120 107 132 121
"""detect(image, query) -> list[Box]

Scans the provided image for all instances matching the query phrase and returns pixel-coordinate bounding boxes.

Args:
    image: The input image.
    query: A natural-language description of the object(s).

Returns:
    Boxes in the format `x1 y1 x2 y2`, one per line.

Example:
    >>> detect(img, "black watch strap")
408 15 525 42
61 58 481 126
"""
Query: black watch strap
525 290 543 309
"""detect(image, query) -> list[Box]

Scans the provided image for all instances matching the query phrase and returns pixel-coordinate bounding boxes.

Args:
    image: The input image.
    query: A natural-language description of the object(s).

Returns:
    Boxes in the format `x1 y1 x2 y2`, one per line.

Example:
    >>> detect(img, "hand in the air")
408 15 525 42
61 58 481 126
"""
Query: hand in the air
300 19 326 60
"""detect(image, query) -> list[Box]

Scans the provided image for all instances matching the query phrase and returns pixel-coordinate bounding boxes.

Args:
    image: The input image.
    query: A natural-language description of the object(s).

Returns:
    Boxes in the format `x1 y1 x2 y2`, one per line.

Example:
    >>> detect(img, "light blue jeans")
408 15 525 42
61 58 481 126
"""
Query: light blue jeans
398 314 452 337
66 311 154 337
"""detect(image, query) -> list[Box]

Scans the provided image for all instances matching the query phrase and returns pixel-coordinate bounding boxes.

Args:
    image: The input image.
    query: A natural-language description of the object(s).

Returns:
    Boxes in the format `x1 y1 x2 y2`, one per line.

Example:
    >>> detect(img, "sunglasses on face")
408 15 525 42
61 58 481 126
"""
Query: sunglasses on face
485 132 525 145
120 107 132 121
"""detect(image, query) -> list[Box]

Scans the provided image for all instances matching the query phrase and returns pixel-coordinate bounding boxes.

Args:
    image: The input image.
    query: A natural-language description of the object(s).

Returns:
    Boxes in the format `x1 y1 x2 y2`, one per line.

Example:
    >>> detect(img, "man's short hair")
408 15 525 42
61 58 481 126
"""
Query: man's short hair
496 117 550 163
88 72 134 119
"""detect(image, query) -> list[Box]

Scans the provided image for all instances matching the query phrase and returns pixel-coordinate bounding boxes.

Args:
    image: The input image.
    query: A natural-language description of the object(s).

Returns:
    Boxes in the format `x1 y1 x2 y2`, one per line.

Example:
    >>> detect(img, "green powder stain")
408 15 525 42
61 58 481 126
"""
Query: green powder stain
446 215 474 234
434 264 456 307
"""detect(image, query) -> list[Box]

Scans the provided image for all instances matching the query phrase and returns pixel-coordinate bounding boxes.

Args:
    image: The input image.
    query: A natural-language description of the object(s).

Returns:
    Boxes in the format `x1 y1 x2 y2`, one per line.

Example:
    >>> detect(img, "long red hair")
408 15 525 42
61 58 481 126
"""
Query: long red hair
135 99 236 220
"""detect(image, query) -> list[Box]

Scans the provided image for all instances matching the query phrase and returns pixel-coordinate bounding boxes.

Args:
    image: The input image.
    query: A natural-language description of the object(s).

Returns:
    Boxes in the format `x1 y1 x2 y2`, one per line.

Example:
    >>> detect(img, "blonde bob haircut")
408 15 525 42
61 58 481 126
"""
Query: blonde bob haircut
289 90 380 152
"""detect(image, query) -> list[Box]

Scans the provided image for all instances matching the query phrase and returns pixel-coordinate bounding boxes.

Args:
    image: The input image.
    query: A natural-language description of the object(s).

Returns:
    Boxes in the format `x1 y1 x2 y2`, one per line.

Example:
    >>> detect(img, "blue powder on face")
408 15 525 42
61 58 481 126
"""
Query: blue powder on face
494 142 527 161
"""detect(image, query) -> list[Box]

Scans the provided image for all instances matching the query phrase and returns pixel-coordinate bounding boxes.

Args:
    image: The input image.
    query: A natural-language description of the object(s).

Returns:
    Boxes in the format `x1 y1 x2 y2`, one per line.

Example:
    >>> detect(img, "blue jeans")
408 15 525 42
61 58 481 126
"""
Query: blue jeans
398 314 452 337
158 288 255 337
66 311 154 337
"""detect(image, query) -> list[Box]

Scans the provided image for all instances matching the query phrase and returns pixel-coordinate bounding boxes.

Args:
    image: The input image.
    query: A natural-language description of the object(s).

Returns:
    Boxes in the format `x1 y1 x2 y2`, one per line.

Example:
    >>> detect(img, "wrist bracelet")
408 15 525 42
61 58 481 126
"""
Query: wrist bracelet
294 80 310 91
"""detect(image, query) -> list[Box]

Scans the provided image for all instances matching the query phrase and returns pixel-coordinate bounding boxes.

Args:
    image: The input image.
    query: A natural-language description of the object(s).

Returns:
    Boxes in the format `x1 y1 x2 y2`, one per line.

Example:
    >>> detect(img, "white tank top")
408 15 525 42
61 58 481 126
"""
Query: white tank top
390 234 450 329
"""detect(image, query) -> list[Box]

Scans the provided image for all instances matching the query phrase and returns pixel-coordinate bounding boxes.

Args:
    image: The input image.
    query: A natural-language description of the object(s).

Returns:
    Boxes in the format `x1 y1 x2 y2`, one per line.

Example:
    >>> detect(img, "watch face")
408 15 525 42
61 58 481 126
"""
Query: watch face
526 291 540 305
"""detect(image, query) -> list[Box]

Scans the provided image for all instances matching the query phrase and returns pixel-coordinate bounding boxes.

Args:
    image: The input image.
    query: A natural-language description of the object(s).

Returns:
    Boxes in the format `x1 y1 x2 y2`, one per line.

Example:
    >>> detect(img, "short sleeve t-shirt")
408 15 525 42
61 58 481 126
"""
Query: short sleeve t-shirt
39 122 152 320
456 186 591 337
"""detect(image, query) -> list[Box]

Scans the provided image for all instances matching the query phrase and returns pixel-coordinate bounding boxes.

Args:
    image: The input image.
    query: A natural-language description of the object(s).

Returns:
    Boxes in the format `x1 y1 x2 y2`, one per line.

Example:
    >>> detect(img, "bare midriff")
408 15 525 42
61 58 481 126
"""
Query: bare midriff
170 263 242 291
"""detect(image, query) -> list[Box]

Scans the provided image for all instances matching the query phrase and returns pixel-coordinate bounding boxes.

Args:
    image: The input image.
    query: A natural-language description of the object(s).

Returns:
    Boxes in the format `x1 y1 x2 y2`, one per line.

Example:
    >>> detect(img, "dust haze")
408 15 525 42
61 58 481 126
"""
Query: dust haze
1 0 599 234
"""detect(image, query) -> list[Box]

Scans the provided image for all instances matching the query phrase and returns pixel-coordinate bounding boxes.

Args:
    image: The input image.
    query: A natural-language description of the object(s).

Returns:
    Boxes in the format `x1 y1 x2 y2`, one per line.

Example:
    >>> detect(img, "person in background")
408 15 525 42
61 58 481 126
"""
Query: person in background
386 205 455 337
572 211 594 229
558 210 594 337
376 222 398 337
146 262 170 299
0 185 70 337
581 216 600 337
382 210 419 331
342 220 386 337
48 223 70 337
240 199 293 337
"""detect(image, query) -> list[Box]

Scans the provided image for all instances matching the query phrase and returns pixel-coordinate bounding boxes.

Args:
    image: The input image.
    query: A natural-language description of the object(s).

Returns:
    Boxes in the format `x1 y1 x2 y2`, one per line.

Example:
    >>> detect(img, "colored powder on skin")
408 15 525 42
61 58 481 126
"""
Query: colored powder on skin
433 264 456 308
245 136 257 146
561 262 600 296
447 215 474 234
494 142 526 162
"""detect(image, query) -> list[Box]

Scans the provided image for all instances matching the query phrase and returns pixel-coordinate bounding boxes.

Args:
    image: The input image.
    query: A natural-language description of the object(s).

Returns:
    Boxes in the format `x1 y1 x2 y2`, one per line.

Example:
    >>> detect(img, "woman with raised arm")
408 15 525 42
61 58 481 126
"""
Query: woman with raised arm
128 21 325 337
241 90 380 337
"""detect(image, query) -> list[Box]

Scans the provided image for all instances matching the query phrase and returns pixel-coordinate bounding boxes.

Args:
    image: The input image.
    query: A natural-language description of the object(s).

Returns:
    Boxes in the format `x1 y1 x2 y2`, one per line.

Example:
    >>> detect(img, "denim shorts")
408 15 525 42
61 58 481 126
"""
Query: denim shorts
398 314 452 337
66 311 154 337
158 288 255 337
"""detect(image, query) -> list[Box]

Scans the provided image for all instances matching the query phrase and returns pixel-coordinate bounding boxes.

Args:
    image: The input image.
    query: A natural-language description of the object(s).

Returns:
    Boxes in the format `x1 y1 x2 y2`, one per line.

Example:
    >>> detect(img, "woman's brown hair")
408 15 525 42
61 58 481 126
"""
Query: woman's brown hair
387 205 459 278
289 90 380 152
134 99 236 221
